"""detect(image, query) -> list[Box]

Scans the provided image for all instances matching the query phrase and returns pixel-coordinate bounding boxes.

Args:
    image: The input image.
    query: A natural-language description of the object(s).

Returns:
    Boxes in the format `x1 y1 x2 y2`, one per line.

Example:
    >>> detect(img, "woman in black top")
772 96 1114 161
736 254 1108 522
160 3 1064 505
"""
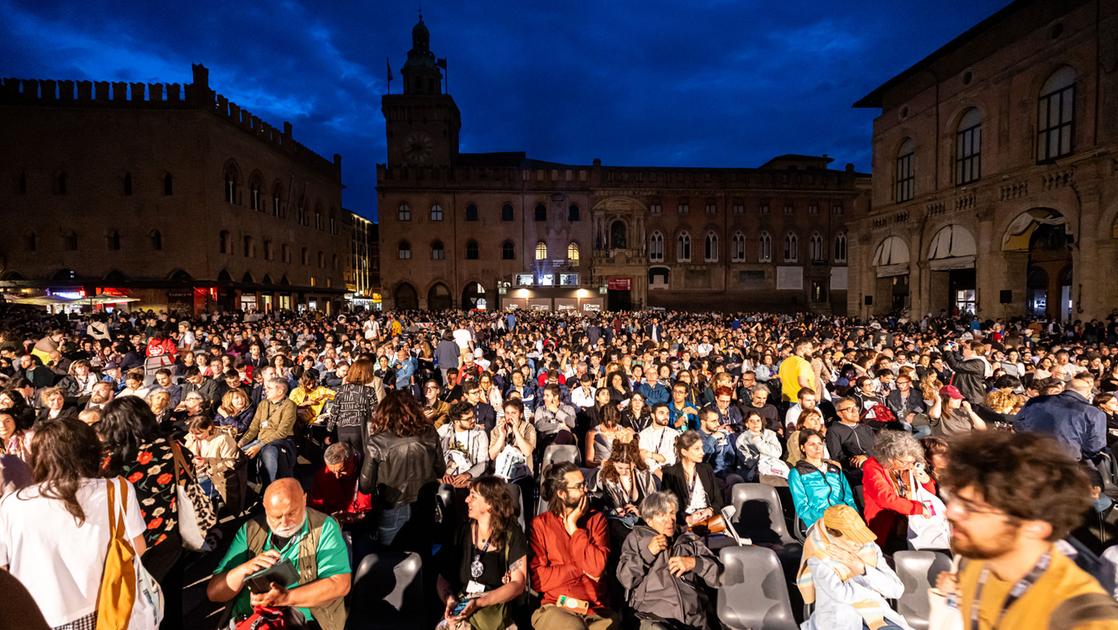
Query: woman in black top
436 475 528 630
621 391 652 433
660 430 725 529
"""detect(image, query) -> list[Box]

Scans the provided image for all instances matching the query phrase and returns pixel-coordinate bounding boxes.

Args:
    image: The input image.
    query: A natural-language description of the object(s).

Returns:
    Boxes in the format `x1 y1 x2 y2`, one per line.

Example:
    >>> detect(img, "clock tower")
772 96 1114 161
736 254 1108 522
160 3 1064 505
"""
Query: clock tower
383 15 461 166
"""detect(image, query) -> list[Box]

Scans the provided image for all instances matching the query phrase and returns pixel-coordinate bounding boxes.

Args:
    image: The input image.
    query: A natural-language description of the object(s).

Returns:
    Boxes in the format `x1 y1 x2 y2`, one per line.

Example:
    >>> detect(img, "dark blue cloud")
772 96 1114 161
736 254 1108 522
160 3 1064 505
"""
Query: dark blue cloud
1 0 1010 220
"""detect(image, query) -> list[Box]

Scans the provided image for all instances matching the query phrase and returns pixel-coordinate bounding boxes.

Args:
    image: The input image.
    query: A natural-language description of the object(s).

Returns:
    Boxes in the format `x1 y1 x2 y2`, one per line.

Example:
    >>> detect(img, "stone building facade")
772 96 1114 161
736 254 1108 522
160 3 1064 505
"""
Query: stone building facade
848 0 1118 322
0 64 350 314
378 18 869 312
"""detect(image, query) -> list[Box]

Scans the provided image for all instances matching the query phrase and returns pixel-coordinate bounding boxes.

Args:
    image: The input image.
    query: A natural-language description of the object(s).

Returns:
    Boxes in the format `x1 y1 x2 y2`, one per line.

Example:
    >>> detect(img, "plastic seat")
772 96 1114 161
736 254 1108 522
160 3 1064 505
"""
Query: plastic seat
346 551 425 629
718 545 799 630
729 483 798 547
541 444 581 469
505 482 527 533
435 483 455 525
893 550 953 630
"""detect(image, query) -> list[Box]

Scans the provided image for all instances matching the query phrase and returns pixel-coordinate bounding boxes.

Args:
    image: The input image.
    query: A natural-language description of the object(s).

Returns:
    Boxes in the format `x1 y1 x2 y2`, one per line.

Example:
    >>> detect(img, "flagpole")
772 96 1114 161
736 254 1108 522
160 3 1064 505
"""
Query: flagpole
385 56 393 94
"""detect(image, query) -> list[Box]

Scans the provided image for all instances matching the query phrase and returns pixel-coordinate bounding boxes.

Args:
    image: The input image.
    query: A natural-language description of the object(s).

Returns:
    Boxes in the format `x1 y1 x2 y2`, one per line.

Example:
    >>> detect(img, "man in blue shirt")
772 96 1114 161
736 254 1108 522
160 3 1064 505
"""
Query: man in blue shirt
638 369 671 406
1016 378 1107 461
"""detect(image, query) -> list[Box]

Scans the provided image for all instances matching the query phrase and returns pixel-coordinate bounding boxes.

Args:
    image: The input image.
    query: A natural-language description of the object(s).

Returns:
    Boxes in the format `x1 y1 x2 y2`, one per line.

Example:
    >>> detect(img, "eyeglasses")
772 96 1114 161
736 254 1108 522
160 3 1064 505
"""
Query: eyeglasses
943 490 1009 518
836 406 856 413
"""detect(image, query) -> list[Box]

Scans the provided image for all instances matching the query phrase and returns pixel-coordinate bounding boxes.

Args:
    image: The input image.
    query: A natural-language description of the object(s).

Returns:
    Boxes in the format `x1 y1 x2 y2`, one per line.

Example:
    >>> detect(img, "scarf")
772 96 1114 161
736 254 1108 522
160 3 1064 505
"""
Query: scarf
796 524 889 630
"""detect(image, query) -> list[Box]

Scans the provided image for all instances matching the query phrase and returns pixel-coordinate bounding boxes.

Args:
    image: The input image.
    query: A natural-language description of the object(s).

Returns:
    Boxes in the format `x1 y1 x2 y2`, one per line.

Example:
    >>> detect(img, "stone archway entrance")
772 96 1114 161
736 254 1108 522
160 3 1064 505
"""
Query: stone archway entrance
394 283 418 310
427 283 452 310
927 225 977 316
872 236 910 314
1004 209 1072 321
462 282 487 310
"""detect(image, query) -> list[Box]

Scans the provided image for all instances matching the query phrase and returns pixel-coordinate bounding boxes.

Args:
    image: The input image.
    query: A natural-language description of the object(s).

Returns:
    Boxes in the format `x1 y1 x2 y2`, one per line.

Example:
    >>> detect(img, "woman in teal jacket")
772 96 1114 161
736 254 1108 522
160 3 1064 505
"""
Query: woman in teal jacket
787 429 857 527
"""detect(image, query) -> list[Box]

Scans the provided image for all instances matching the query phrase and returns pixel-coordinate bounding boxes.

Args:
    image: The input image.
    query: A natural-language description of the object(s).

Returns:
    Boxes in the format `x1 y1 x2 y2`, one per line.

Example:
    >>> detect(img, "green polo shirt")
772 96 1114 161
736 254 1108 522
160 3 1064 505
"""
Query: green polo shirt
214 513 351 621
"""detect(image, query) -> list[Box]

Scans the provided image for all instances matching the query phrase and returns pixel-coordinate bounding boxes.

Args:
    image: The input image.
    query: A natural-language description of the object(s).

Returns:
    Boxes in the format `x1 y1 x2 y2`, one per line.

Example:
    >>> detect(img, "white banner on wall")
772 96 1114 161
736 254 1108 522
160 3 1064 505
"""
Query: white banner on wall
830 267 848 291
776 266 803 290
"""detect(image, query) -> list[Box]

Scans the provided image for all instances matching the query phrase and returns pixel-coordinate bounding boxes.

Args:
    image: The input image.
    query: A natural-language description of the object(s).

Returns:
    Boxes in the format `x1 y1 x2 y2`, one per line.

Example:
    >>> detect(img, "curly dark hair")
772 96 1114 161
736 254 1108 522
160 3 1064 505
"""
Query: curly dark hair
470 475 519 545
100 395 163 475
369 390 432 437
942 431 1091 541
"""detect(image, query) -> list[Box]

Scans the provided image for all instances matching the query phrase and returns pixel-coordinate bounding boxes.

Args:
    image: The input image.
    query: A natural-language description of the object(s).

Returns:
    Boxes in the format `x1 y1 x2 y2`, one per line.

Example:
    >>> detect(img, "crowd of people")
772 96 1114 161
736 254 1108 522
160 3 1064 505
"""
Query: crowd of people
1 304 1118 629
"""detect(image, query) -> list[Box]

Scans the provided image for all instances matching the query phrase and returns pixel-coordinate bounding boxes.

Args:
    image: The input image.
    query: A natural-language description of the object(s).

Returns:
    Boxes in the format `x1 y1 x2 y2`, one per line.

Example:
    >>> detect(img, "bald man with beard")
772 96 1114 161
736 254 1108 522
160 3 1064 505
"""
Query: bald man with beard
208 478 351 630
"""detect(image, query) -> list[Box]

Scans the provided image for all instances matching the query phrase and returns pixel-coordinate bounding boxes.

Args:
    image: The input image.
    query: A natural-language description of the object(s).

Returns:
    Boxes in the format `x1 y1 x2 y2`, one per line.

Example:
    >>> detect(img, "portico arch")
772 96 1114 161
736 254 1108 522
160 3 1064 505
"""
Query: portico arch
872 236 911 314
1003 208 1072 321
926 224 977 316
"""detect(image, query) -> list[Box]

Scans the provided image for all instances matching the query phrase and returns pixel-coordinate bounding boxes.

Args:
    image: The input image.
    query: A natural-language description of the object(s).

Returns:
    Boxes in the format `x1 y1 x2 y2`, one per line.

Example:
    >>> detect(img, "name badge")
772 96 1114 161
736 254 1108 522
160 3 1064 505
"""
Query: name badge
465 580 486 595
261 420 270 428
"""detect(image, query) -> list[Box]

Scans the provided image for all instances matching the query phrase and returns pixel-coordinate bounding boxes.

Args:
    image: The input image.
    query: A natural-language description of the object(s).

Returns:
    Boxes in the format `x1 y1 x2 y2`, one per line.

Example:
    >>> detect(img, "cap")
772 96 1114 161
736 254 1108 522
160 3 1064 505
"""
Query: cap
940 385 964 401
821 505 877 545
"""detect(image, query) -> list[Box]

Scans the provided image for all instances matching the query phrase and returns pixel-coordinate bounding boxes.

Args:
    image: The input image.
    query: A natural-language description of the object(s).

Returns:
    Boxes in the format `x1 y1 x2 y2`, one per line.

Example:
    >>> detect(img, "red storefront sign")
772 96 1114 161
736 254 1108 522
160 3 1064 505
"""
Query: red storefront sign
607 278 631 291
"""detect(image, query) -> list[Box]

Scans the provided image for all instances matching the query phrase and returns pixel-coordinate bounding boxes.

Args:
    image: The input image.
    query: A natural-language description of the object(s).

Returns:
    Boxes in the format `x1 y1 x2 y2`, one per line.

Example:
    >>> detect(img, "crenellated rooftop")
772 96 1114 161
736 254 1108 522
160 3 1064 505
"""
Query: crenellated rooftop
0 64 340 180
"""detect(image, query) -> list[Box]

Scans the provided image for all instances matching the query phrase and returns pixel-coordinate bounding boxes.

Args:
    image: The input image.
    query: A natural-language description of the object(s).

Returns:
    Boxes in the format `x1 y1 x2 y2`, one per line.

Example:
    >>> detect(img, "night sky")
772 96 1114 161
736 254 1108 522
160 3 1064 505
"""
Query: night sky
3 0 1010 220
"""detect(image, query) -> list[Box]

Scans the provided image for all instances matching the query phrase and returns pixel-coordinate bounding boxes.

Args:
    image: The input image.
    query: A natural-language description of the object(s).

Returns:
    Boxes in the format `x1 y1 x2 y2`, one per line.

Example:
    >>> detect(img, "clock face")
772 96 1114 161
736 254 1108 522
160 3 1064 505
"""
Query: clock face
404 131 433 164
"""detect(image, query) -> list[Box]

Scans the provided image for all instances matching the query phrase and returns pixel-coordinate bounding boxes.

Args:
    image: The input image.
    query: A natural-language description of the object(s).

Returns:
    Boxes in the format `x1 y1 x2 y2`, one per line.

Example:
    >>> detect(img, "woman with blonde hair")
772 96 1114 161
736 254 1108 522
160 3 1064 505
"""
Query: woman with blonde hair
214 387 254 438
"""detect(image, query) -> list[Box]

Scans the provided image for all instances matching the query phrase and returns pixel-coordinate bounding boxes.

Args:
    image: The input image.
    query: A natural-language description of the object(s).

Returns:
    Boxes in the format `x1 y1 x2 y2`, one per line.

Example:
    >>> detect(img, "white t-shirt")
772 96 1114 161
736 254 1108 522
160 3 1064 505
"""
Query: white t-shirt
638 425 678 472
0 478 146 627
453 328 473 351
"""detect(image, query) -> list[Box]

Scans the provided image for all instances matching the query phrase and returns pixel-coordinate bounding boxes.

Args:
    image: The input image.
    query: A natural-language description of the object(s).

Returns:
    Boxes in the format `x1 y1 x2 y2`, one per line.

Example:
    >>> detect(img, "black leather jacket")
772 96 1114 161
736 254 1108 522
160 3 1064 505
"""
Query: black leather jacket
359 430 445 508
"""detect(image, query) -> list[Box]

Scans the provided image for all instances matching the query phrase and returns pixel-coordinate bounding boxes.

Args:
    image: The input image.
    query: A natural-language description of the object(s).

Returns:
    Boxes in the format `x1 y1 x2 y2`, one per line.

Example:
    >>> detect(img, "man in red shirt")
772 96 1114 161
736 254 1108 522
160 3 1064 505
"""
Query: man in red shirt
529 462 618 629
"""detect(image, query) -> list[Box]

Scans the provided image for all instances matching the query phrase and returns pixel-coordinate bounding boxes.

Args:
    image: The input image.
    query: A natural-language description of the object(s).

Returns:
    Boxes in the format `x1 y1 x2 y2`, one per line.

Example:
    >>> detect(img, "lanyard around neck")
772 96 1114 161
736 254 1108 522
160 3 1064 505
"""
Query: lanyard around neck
970 551 1050 630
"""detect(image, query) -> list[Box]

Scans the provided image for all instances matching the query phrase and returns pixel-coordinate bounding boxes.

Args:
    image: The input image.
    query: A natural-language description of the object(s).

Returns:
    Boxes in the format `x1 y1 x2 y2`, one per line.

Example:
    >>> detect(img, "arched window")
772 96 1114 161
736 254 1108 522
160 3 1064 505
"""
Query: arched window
243 235 255 258
567 242 580 266
397 203 412 221
955 108 982 184
834 233 847 263
610 220 628 249
150 230 163 251
895 138 915 202
314 207 323 230
568 204 580 222
264 240 273 260
106 230 121 251
759 231 772 263
677 231 691 262
534 204 547 222
163 173 173 196
809 232 824 262
329 209 337 235
1038 66 1076 162
219 230 230 254
784 232 799 263
704 231 718 262
223 162 239 204
501 203 514 222
271 183 283 217
398 240 412 260
63 231 78 251
502 240 516 260
649 231 665 262
123 172 133 196
731 231 746 262
430 203 444 221
535 241 548 261
249 176 262 210
431 240 446 260
465 203 478 221
466 239 479 260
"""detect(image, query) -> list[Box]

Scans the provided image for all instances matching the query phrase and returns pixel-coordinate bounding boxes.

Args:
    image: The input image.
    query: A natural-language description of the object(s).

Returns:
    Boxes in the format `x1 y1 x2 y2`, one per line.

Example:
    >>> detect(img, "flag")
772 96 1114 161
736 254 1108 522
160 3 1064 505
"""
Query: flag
386 57 393 82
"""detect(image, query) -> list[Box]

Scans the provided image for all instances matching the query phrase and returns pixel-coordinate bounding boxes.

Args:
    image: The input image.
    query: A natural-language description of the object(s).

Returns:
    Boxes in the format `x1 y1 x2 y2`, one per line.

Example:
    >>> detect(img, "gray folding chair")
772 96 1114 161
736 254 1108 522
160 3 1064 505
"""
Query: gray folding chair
718 545 799 630
542 444 581 469
893 549 953 630
729 483 797 547
505 482 527 533
347 551 425 629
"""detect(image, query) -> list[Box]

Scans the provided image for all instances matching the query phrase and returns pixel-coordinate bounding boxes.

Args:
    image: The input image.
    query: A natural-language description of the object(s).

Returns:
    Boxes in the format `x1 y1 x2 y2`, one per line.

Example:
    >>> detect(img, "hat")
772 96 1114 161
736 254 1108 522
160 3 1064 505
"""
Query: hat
821 505 877 545
939 385 964 401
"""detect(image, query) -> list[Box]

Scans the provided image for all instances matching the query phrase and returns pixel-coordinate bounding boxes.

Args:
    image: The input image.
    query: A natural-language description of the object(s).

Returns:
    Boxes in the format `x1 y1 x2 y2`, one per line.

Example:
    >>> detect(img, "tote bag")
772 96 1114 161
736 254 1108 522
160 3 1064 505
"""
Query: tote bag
906 472 951 550
97 477 164 630
171 440 219 551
